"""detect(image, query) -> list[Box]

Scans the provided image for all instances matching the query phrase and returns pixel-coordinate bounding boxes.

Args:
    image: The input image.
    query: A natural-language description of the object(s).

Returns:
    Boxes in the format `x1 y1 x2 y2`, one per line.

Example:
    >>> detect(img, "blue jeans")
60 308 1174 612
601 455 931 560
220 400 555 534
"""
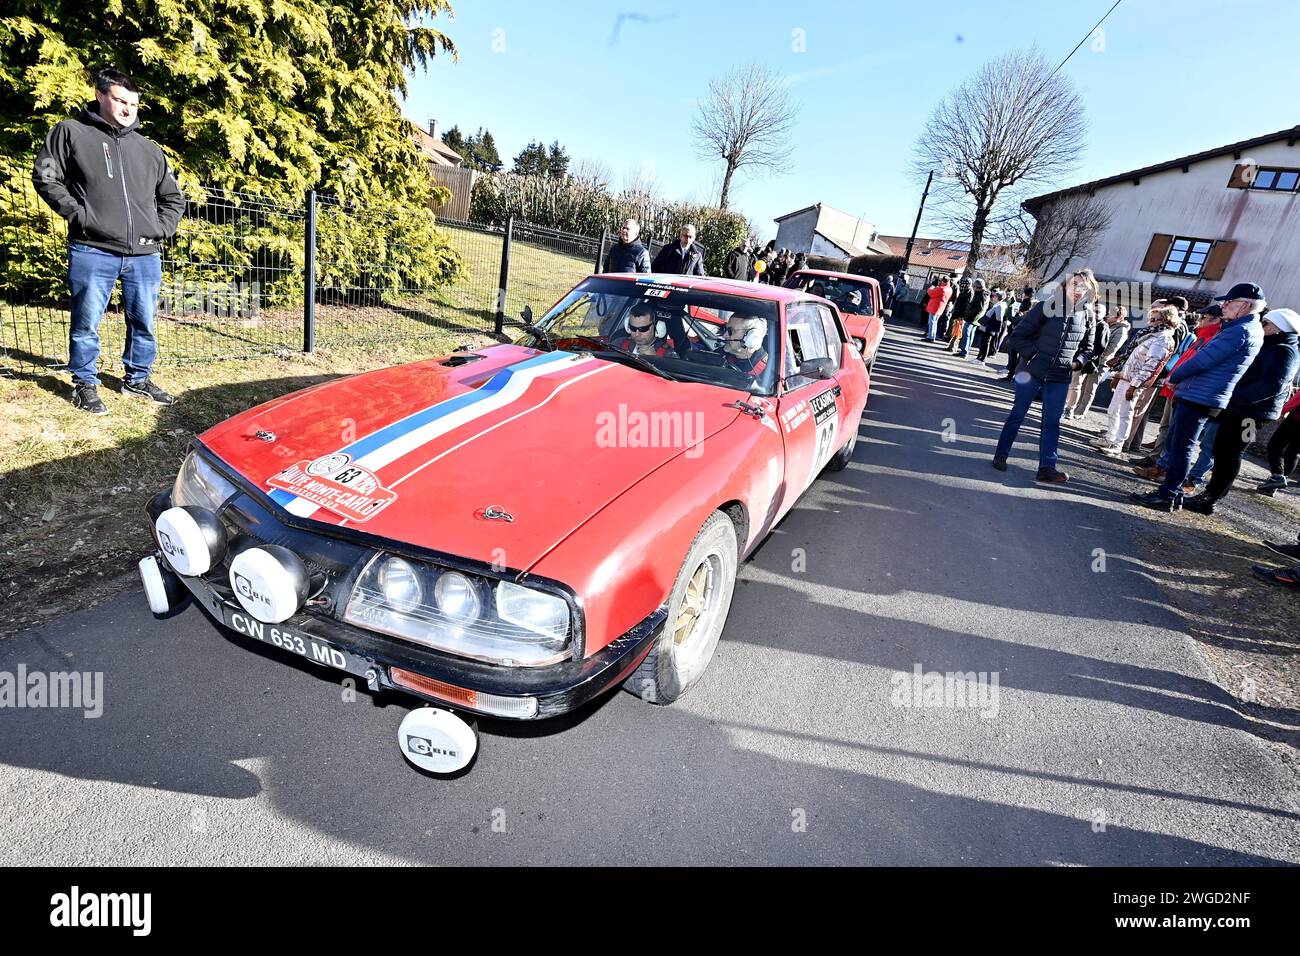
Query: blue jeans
1158 419 1217 486
68 243 162 386
958 320 977 356
925 312 939 340
1156 399 1213 498
995 374 1069 470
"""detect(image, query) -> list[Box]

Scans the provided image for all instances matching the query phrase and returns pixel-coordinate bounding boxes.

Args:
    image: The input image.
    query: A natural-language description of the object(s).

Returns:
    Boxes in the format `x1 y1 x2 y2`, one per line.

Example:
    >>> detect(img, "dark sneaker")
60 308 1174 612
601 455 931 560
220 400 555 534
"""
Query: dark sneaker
1263 541 1300 561
1252 565 1300 589
71 384 108 415
1182 492 1217 515
1130 490 1180 512
1256 475 1287 493
992 456 1008 472
1034 467 1069 484
122 378 176 405
1132 455 1157 469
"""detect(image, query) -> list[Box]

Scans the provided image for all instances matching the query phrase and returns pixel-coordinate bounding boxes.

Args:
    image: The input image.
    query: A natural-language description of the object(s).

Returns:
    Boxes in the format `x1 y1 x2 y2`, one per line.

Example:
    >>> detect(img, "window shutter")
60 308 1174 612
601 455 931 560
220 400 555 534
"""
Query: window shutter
1201 240 1237 281
1140 234 1174 272
1226 164 1252 189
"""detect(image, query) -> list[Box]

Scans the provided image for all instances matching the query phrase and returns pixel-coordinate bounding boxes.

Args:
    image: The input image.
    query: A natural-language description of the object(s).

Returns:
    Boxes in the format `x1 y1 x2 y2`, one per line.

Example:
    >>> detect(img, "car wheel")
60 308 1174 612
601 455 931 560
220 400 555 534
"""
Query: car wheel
826 413 862 471
625 511 738 705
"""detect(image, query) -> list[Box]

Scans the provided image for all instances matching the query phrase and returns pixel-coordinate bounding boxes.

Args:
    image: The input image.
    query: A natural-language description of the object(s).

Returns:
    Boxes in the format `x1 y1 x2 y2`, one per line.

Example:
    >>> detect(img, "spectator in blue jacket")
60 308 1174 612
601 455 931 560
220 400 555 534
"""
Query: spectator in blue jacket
1183 308 1300 514
1132 282 1267 511
604 219 651 273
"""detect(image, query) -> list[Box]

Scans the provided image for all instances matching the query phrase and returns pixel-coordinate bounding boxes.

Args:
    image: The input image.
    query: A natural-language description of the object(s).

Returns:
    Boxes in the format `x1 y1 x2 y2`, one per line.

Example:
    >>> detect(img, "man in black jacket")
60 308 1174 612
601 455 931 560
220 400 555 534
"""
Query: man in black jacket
956 277 990 358
651 223 706 275
992 270 1096 482
33 68 186 414
604 218 651 273
725 244 751 281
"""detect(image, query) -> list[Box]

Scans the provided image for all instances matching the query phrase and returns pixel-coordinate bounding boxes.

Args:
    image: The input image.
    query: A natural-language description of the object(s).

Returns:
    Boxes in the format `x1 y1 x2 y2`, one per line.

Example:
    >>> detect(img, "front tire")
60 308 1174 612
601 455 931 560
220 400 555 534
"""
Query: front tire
625 512 738 705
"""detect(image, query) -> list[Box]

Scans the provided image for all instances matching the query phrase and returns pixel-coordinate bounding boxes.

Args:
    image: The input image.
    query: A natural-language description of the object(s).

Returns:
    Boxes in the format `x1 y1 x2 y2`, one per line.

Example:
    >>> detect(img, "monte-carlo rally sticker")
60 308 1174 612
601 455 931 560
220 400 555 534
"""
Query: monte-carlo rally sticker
267 452 397 523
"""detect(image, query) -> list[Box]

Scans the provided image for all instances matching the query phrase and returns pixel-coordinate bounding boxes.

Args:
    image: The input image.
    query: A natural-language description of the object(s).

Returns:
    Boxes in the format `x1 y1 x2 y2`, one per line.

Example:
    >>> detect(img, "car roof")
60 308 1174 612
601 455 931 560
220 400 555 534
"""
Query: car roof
790 269 879 285
594 272 810 304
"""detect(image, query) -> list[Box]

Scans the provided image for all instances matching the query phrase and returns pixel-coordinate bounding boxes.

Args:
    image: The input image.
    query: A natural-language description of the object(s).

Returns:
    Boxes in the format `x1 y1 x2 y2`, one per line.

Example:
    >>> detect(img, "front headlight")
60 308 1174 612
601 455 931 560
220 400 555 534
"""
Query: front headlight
377 557 423 614
344 554 573 666
173 451 238 510
497 581 569 638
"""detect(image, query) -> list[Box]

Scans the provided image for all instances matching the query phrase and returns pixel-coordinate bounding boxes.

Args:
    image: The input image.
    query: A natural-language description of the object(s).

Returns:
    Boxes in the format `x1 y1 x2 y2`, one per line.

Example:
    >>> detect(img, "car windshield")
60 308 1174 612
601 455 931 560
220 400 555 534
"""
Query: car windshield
789 273 874 315
518 277 781 395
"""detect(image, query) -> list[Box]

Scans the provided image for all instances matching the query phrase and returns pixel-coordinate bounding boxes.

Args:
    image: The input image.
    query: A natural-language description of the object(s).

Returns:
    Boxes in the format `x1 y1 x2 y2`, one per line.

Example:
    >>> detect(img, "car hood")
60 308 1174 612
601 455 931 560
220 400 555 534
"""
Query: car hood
200 346 743 570
841 312 872 336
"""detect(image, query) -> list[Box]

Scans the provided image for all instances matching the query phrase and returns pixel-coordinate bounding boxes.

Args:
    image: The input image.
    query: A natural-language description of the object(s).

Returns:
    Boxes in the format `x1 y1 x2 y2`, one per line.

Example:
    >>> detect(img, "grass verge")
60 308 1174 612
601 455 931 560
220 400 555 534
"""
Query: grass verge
0 328 495 639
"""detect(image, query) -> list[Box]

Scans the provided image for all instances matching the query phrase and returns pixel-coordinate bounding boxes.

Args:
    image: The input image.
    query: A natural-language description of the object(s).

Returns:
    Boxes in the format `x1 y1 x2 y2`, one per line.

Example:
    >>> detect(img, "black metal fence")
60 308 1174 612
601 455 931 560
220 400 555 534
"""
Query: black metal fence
0 163 605 377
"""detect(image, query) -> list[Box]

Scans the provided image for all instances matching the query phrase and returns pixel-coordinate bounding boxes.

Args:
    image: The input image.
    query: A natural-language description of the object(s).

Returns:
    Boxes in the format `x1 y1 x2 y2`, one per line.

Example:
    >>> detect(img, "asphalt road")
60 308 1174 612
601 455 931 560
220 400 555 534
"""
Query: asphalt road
3 319 1298 865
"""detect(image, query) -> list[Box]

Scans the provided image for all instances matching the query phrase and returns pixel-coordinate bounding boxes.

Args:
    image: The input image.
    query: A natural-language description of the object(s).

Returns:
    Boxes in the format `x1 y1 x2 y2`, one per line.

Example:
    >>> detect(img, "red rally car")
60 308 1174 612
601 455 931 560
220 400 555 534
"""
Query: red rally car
784 269 885 369
139 273 871 773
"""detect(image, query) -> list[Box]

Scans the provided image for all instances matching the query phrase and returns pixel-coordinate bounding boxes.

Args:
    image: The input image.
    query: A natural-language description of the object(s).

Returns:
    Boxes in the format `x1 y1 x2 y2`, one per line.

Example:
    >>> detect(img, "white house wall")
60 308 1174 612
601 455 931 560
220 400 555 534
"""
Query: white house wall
810 234 850 259
1041 139 1300 307
774 210 817 253
816 206 877 253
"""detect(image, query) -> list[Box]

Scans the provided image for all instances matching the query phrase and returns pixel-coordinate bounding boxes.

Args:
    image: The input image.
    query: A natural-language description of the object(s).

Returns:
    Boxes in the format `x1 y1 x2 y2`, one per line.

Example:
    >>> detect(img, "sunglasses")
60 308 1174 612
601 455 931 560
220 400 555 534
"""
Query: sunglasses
629 323 654 333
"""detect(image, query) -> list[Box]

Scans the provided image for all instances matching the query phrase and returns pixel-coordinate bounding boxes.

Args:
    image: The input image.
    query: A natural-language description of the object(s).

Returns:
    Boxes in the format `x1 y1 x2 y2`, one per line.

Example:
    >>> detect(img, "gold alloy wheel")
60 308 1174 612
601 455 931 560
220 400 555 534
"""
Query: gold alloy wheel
673 558 716 649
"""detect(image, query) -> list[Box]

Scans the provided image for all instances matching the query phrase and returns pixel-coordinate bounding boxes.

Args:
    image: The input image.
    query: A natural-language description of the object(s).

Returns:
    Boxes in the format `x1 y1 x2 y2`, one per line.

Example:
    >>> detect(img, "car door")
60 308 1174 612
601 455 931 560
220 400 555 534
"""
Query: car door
859 281 884 360
775 301 846 515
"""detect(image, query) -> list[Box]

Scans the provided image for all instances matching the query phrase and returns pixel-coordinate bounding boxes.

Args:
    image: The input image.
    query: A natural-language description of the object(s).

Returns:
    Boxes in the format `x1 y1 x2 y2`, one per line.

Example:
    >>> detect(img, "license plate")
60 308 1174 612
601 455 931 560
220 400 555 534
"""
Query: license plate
220 604 366 675
182 575 370 677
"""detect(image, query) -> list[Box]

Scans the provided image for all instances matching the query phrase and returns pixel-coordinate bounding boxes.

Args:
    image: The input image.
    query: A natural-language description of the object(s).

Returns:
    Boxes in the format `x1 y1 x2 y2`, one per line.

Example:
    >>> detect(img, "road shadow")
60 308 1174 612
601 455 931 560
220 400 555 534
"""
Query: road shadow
0 590 1292 865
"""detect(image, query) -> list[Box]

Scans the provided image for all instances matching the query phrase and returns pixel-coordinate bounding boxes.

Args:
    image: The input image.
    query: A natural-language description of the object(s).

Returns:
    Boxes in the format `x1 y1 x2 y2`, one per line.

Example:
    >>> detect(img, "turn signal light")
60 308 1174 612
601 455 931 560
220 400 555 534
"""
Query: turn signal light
389 667 538 718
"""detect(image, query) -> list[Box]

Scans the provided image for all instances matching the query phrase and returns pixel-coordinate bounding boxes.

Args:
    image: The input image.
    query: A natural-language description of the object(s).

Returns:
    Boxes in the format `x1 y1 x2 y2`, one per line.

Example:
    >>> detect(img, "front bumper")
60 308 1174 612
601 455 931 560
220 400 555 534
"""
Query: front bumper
145 492 663 720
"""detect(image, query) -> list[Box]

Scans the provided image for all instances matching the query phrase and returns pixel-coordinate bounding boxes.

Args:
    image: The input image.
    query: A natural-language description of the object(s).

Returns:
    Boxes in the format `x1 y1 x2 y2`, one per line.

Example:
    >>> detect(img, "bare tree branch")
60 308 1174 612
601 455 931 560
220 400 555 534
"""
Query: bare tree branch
1001 192 1113 284
692 63 799 210
911 47 1088 274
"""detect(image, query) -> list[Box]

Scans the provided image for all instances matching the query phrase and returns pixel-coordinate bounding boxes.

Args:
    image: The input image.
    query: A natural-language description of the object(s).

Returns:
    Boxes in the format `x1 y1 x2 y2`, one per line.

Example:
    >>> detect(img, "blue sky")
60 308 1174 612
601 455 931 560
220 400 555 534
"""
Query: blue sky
404 0 1300 242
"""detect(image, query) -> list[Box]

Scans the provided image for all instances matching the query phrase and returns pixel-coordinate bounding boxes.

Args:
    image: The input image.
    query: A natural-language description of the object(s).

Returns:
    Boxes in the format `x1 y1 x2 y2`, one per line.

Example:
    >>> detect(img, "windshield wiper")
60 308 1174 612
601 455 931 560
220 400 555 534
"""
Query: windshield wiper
593 340 678 382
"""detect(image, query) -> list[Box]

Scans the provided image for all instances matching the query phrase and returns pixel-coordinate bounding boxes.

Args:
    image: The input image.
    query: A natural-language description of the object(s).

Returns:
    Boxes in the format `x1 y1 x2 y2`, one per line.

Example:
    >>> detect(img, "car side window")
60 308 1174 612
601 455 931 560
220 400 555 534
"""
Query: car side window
816 306 845 367
784 303 833 390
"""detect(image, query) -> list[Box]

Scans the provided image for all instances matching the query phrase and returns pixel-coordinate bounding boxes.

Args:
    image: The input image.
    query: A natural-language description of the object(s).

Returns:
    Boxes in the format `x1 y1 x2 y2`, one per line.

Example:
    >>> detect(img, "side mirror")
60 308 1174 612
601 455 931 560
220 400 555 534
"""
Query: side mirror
797 357 836 380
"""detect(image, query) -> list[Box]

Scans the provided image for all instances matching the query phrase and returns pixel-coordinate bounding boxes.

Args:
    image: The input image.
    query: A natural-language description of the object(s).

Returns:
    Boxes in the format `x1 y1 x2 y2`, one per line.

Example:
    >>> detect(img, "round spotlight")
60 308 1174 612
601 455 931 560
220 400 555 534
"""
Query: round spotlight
138 554 187 615
155 505 227 576
434 572 481 622
228 545 310 624
398 707 477 774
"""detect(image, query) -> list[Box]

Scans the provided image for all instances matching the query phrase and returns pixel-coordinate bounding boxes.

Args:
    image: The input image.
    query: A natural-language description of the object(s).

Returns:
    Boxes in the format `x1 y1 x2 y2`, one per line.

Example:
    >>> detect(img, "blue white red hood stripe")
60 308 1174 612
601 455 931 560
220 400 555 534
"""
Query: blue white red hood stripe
268 351 604 520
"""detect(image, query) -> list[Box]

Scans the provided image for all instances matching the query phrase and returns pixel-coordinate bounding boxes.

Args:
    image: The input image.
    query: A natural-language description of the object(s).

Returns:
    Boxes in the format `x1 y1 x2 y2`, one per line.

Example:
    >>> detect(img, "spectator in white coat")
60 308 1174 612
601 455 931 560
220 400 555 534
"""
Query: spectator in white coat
1089 305 1180 457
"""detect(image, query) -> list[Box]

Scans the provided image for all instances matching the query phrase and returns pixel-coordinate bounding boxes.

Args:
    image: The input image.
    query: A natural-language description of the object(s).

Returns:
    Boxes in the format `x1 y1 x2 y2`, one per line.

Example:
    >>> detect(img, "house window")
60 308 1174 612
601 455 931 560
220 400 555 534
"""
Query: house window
1161 237 1214 276
1250 167 1300 192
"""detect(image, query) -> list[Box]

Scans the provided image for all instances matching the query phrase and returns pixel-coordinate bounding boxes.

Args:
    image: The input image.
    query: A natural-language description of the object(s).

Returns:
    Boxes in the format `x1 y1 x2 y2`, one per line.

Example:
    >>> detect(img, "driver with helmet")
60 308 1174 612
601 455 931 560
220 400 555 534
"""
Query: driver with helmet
611 303 671 356
723 314 770 379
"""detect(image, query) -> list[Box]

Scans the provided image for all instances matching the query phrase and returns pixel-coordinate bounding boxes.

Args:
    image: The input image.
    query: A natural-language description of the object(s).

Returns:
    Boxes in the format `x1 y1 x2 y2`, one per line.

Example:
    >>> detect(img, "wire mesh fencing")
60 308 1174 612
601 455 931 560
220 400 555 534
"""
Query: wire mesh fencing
0 159 611 377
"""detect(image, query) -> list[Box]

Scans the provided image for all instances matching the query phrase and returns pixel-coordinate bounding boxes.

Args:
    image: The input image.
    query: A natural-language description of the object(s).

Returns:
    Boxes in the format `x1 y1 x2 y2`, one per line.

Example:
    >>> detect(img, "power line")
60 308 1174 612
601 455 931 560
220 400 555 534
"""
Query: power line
1048 0 1124 81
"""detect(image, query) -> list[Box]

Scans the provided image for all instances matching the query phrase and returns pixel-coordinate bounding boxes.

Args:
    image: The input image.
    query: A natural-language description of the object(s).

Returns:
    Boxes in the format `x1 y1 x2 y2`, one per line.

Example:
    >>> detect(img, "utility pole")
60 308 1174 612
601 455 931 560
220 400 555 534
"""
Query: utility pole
902 170 934 272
